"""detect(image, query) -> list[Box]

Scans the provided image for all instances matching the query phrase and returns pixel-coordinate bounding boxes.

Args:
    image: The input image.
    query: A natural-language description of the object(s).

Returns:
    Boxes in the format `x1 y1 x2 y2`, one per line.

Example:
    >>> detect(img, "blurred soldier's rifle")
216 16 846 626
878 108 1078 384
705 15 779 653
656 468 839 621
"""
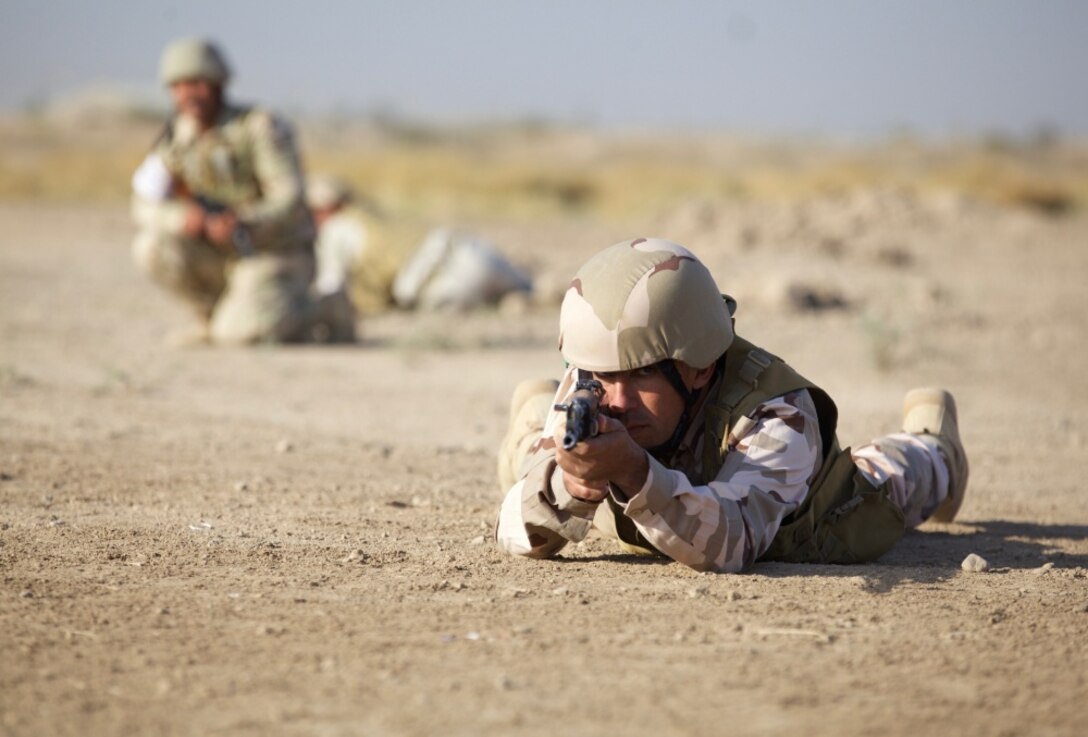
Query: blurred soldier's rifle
192 194 254 257
554 379 603 450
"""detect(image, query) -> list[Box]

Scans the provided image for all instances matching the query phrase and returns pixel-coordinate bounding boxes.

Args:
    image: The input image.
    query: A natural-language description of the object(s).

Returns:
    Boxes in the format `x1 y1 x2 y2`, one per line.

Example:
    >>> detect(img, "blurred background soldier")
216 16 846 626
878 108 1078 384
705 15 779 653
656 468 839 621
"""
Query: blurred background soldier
131 38 354 345
305 175 402 316
306 174 533 315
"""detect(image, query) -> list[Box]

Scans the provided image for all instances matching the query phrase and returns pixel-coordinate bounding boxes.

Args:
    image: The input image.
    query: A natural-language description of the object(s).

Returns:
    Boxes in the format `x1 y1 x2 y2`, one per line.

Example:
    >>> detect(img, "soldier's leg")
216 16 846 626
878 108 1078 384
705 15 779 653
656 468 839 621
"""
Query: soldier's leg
208 252 315 345
497 379 560 490
132 229 227 319
852 388 969 527
853 434 949 528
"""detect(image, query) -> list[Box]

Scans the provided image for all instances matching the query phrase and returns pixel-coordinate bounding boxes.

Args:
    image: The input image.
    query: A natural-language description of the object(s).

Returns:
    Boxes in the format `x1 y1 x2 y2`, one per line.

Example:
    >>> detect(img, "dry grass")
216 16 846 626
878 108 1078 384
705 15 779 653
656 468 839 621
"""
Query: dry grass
1 114 1085 220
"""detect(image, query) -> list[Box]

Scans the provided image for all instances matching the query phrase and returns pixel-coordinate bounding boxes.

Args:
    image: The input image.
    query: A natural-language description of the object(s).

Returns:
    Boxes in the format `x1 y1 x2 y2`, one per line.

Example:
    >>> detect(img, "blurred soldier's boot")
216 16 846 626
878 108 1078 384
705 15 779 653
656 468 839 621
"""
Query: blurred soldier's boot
309 288 357 344
497 379 560 490
903 388 969 522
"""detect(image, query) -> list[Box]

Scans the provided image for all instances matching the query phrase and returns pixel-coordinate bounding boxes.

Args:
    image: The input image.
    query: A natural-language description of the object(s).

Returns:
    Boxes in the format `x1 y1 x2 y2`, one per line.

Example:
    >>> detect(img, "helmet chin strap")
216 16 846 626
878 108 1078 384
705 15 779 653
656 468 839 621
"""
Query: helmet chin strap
646 359 720 460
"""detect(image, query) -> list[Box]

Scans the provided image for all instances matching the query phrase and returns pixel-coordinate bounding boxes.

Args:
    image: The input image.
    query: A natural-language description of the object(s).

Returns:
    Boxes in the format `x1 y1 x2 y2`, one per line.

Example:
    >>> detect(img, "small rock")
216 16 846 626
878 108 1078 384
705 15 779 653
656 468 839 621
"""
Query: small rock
233 481 249 492
1034 562 1055 575
340 549 368 564
20 590 33 598
961 553 990 573
469 536 486 546
727 590 743 602
688 586 708 599
786 283 850 313
550 587 568 596
275 439 293 454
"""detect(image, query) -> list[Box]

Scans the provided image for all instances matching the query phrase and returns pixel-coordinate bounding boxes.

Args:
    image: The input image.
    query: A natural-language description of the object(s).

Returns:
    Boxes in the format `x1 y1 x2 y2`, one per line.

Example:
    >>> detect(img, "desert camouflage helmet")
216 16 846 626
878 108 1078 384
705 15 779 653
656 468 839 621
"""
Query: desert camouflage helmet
558 238 734 373
305 175 352 210
160 38 231 86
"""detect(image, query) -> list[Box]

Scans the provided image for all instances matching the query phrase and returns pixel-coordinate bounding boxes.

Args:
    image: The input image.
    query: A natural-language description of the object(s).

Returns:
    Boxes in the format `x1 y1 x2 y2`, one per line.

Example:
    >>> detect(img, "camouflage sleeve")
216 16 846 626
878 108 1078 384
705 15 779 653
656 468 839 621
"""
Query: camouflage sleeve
233 110 307 230
611 390 823 573
495 367 600 557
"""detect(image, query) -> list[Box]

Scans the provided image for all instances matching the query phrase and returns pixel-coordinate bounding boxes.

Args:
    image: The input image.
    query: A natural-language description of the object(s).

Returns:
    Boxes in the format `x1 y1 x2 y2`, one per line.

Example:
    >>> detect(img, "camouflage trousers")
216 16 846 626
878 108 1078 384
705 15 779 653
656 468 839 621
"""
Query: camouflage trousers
132 229 321 344
498 381 950 533
852 433 949 528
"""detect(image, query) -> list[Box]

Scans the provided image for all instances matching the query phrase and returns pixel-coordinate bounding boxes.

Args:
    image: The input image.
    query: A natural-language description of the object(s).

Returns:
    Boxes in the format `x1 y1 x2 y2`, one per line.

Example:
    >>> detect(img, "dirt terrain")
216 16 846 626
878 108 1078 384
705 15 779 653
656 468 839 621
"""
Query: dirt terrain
1 188 1086 736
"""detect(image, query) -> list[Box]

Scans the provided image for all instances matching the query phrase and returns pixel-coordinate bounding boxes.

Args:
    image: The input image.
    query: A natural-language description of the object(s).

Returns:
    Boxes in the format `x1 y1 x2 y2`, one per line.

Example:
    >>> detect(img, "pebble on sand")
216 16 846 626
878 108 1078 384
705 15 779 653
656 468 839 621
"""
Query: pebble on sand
961 553 990 572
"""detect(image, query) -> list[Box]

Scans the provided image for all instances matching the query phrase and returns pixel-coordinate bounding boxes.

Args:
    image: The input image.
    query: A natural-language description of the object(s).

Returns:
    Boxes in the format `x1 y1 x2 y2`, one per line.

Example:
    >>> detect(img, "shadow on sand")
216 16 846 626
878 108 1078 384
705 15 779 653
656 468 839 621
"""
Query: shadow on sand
558 520 1088 593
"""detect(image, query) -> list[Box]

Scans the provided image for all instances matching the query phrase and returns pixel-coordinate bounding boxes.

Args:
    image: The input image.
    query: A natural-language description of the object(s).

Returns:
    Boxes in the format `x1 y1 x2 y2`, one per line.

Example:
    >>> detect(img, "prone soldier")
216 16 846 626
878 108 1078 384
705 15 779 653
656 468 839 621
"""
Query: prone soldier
496 238 969 572
306 174 533 315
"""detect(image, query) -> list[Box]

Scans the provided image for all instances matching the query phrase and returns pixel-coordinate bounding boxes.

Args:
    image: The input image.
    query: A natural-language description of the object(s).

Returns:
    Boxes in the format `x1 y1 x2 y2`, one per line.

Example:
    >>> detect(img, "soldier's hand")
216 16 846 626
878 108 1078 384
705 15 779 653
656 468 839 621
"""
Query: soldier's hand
181 204 206 239
205 211 239 249
555 415 650 499
561 474 609 504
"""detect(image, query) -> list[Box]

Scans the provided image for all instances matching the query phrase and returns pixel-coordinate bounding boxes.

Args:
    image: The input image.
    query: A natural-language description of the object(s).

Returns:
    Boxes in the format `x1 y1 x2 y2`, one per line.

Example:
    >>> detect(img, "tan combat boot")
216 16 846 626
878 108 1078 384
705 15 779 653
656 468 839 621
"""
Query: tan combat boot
311 288 357 343
902 388 969 522
497 379 560 490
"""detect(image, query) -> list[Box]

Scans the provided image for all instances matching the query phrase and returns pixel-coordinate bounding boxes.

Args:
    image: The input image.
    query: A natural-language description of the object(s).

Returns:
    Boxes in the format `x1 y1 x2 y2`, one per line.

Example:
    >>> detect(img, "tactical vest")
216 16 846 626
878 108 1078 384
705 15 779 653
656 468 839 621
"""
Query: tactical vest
609 335 905 565
156 106 314 254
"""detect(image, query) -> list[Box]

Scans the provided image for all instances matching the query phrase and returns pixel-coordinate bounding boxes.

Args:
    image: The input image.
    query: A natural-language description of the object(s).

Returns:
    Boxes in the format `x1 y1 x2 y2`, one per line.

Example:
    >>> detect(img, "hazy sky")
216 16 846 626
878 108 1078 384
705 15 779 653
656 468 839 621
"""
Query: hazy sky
2 0 1085 137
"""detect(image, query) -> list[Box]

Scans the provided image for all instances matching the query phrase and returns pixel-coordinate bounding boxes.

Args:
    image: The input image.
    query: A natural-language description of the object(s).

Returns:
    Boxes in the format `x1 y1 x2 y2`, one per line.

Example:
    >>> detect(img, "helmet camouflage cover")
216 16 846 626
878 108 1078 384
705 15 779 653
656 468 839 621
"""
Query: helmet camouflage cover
159 38 231 86
559 238 733 372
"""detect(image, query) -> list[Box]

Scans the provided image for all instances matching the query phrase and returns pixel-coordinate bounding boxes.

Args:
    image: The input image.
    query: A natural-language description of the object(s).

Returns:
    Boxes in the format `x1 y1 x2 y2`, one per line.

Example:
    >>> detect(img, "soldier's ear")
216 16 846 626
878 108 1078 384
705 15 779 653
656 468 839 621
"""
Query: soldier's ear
677 361 715 391
691 364 716 390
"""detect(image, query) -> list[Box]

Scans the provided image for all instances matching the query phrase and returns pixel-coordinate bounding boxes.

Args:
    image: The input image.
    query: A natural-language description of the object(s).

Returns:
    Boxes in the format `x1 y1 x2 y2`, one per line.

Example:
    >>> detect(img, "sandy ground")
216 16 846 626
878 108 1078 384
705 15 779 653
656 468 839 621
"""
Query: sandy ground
1 197 1086 736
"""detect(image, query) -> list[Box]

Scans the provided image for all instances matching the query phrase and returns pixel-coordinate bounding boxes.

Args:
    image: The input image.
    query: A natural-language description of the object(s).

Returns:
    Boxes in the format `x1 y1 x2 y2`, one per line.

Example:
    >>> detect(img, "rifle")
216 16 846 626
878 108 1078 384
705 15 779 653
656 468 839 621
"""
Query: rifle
554 379 603 450
193 194 254 257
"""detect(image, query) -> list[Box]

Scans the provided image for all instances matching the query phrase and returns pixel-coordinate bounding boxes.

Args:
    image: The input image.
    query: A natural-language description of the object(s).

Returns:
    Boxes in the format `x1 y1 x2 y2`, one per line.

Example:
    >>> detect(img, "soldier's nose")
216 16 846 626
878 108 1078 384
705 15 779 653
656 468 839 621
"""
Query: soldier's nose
606 381 638 412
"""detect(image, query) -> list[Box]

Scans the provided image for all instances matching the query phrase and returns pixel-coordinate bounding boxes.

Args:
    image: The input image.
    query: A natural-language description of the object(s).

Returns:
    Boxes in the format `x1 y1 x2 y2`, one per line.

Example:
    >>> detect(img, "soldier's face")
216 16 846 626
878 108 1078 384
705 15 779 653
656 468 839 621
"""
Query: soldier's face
593 361 714 448
169 78 222 127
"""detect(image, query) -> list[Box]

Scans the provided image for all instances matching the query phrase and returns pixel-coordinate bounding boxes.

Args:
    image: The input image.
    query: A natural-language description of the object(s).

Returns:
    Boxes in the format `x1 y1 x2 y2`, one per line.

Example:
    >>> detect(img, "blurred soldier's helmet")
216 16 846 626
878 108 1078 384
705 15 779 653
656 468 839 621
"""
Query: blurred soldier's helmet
305 175 352 210
160 38 231 86
558 238 734 373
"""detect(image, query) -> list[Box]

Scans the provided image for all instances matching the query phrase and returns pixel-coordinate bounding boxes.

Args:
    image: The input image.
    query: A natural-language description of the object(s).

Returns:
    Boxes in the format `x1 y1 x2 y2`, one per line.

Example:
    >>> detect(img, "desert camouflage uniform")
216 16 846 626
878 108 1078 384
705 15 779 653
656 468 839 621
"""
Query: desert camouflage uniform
495 238 952 573
312 204 420 315
310 197 530 314
496 370 950 573
131 105 318 343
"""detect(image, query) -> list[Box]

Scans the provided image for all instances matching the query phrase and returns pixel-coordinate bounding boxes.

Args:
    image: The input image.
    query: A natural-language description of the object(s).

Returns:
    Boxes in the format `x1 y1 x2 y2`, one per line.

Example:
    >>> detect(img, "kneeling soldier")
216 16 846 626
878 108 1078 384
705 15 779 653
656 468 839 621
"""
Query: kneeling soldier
131 38 353 345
